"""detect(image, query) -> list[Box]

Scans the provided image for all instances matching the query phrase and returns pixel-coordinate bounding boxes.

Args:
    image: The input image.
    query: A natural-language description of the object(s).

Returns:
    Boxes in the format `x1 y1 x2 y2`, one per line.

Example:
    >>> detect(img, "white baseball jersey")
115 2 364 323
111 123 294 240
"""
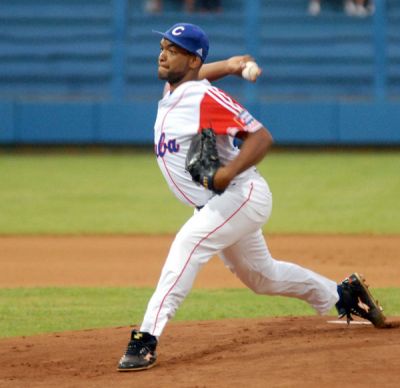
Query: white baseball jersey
154 79 263 208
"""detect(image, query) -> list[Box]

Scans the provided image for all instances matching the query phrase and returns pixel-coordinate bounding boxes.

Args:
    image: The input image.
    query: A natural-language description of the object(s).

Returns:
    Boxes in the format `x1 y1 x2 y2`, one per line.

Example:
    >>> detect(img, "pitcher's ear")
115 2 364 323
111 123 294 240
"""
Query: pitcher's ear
189 55 202 70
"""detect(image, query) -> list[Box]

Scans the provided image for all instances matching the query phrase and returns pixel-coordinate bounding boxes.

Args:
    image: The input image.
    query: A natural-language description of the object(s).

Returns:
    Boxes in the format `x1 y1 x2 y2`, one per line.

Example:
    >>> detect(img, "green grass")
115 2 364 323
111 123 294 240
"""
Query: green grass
0 287 398 338
0 152 191 234
259 151 400 234
0 150 399 234
1 150 398 339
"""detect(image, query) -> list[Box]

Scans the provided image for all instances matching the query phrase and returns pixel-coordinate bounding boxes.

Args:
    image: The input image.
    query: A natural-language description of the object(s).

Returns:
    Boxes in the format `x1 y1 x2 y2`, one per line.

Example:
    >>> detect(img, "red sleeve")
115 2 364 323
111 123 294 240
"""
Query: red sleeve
199 87 262 136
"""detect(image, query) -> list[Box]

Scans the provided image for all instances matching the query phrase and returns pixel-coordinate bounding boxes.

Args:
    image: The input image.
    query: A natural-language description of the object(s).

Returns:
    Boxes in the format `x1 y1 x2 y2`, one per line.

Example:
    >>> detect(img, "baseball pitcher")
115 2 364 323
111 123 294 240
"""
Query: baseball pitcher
118 23 385 371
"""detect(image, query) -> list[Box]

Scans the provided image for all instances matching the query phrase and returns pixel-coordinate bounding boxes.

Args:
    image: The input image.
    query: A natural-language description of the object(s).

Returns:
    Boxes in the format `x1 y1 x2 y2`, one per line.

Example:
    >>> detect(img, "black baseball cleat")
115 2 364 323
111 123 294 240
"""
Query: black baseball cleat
117 330 158 371
336 272 386 328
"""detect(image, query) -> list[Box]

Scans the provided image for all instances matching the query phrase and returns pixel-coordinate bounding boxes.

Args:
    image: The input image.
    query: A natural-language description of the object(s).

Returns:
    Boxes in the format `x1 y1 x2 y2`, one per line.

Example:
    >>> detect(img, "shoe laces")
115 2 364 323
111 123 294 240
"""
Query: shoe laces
338 279 371 321
125 339 149 356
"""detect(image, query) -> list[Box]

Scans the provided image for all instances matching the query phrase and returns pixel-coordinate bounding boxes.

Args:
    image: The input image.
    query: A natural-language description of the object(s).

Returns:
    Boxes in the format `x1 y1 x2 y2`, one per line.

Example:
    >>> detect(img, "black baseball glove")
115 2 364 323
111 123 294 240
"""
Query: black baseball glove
185 128 223 194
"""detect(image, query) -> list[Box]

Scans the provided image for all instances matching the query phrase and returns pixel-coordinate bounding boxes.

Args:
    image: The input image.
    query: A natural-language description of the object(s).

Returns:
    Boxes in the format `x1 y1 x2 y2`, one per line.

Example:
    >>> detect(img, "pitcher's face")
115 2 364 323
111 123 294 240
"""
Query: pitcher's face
158 38 197 85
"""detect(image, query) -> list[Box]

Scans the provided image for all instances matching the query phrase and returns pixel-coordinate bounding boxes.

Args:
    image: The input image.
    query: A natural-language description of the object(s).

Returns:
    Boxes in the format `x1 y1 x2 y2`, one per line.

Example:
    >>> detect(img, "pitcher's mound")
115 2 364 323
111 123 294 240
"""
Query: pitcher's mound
1 316 400 388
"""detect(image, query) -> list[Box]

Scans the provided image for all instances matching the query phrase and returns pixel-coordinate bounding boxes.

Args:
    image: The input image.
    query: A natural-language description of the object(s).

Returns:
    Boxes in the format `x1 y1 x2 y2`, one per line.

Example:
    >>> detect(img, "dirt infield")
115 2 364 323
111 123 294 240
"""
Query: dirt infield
1 235 400 387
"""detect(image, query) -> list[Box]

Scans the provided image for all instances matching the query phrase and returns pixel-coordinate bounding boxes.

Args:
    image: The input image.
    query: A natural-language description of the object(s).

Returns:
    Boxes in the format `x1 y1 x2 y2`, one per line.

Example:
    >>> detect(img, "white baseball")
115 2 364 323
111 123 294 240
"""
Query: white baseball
241 61 260 82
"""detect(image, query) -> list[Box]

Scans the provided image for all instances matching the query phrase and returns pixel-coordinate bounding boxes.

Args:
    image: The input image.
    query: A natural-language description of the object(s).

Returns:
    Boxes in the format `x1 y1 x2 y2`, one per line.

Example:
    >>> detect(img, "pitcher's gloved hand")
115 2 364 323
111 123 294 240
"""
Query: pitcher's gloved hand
185 128 224 194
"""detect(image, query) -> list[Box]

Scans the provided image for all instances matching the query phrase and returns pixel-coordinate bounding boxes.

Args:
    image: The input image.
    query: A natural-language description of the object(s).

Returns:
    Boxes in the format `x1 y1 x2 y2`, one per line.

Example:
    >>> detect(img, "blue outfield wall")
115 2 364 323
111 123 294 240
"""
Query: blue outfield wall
0 101 157 145
0 0 399 146
1 100 399 145
259 101 400 145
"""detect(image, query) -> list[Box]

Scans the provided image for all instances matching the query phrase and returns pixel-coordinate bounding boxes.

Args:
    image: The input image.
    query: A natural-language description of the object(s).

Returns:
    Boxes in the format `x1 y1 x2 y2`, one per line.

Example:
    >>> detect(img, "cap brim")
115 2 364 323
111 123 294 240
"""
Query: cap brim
152 29 165 36
152 29 194 56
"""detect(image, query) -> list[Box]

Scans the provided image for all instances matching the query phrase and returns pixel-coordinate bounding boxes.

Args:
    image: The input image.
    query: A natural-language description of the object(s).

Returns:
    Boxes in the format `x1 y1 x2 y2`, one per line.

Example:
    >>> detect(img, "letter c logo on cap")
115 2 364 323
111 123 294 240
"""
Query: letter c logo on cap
172 26 185 36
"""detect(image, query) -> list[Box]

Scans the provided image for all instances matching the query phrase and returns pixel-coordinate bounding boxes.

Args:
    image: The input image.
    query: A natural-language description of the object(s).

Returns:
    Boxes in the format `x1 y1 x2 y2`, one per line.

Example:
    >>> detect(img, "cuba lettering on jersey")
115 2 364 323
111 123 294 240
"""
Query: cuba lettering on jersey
154 79 263 208
154 132 180 158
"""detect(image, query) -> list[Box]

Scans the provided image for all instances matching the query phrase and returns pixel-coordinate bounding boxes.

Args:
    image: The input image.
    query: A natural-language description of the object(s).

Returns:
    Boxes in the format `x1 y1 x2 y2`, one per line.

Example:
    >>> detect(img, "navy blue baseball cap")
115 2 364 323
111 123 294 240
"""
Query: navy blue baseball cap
153 23 209 62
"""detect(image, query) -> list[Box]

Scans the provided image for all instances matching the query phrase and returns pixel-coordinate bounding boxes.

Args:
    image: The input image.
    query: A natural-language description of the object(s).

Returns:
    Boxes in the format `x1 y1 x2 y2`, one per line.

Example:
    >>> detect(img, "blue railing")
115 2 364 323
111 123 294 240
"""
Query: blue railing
373 0 388 100
0 0 399 145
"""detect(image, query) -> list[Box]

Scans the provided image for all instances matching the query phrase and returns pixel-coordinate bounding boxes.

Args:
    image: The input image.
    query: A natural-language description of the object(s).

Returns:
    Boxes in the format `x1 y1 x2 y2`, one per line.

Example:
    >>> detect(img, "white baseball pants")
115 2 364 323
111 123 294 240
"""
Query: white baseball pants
140 173 339 337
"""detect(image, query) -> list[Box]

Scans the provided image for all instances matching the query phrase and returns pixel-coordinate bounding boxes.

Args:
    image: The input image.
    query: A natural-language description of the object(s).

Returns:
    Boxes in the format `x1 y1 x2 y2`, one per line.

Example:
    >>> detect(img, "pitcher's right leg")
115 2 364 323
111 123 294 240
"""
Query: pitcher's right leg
220 229 339 314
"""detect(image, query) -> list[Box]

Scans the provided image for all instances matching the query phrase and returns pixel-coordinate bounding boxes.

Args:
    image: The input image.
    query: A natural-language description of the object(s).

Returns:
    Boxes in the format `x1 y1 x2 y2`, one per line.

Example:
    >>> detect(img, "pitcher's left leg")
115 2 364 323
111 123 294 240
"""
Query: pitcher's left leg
141 181 264 337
